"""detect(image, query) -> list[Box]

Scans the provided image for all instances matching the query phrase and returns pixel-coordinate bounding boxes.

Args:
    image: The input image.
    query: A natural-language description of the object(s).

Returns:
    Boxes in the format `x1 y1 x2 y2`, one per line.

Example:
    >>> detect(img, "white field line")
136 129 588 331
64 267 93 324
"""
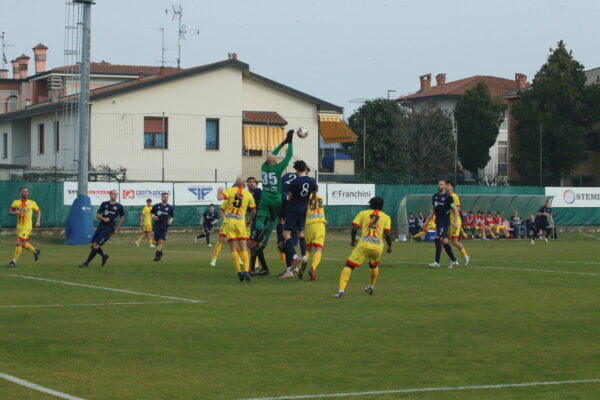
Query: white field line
168 250 600 276
1 274 205 303
167 249 600 266
473 265 600 277
581 233 600 240
0 372 88 400
234 378 600 400
0 301 176 309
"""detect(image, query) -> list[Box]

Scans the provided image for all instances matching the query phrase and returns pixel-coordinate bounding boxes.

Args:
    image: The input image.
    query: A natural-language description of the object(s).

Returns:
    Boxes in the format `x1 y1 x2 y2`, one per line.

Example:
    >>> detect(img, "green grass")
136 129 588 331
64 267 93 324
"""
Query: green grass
0 232 599 400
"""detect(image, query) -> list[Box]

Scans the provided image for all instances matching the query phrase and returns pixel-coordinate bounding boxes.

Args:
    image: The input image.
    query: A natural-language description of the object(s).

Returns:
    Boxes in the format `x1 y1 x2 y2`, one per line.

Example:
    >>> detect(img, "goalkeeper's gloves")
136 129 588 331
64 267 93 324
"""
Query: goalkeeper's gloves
283 129 294 144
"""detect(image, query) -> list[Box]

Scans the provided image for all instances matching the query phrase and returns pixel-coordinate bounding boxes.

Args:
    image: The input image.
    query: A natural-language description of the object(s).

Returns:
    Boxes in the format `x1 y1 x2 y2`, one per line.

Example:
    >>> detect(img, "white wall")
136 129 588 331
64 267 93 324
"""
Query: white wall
91 67 244 182
29 111 77 170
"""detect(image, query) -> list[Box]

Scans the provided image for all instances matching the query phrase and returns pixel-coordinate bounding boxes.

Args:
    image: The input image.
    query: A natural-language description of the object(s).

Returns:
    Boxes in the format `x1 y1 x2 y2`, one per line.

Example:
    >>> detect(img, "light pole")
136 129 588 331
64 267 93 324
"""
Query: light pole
387 89 397 100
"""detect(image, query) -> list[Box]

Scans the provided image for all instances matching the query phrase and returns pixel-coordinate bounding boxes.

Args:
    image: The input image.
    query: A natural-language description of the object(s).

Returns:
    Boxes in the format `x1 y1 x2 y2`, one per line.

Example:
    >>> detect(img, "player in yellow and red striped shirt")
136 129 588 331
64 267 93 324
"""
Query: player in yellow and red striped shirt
7 187 41 268
333 197 392 299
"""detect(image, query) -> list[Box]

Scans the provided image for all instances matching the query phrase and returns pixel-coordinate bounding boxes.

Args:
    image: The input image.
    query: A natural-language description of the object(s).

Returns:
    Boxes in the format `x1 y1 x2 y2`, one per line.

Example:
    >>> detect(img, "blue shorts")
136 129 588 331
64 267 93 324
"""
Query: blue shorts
154 226 169 242
202 224 213 232
436 224 449 239
91 225 113 246
283 211 305 232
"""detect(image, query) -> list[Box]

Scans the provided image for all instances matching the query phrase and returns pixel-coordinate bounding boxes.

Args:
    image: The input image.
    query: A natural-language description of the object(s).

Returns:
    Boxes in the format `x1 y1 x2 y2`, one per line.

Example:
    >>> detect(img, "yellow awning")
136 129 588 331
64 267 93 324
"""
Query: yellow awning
243 125 285 150
319 115 358 144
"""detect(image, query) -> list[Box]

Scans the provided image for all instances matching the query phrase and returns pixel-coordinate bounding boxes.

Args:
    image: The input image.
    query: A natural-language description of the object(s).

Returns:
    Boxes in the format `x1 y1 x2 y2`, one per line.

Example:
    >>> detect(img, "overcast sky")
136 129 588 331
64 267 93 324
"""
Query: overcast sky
2 0 599 116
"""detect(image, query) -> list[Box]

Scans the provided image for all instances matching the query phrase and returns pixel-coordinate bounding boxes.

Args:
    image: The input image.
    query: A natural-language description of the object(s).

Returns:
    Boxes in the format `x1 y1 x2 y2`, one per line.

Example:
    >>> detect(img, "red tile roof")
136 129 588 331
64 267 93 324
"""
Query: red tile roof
243 111 287 126
52 62 178 75
399 75 526 101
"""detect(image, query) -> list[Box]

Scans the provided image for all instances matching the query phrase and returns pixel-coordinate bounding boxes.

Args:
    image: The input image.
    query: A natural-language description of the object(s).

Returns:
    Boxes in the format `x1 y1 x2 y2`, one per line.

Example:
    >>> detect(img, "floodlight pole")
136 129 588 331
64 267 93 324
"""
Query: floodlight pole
75 0 93 196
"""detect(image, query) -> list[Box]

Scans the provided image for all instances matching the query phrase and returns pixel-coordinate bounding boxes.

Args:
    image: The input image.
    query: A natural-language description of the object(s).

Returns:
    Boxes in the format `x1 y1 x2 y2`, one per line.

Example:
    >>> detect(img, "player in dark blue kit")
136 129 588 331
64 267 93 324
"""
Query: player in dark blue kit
532 199 552 245
423 180 461 268
79 190 124 268
280 160 317 279
194 204 219 246
152 192 174 261
246 176 269 275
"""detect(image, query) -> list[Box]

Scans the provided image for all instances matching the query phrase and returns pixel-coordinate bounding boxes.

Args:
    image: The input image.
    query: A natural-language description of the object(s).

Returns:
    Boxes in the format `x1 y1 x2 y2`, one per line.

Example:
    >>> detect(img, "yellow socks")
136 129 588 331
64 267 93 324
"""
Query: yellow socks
24 243 36 252
13 246 23 261
459 248 468 258
231 251 241 273
370 267 379 286
278 251 286 267
312 252 322 271
240 251 250 272
135 235 145 243
413 231 425 239
212 241 223 259
338 266 352 291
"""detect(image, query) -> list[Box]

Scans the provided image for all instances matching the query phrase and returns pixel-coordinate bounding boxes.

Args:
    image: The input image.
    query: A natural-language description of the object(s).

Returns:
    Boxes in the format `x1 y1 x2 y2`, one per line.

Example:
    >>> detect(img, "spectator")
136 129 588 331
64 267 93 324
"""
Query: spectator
495 212 511 238
525 214 537 239
510 210 526 239
463 211 476 238
407 213 420 237
416 211 425 230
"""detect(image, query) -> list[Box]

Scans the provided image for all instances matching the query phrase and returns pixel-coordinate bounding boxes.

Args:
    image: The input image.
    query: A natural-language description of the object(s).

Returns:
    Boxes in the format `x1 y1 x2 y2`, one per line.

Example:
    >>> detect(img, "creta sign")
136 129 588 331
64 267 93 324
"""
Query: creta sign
545 187 600 207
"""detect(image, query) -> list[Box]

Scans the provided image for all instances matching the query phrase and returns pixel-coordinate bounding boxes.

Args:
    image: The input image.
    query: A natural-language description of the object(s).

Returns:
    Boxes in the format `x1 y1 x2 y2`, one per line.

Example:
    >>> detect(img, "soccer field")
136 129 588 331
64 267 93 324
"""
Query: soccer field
1 232 599 400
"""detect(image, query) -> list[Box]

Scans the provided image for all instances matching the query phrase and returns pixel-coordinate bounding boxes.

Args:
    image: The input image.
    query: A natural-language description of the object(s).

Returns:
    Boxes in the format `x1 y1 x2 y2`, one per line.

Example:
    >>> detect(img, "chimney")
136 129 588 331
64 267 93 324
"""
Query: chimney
33 43 48 74
16 54 30 79
419 73 432 91
0 69 8 79
515 73 527 89
435 73 446 86
11 59 19 79
228 52 237 60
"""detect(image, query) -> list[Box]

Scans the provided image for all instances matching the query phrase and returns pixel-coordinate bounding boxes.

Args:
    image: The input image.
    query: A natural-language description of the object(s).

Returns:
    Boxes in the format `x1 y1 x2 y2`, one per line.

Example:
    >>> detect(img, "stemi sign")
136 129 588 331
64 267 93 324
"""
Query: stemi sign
326 184 375 205
545 187 600 208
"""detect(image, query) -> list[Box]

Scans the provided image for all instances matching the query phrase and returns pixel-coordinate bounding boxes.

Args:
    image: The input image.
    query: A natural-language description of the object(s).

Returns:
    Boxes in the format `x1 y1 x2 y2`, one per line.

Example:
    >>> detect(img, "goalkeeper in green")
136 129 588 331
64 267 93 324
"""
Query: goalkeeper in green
255 129 295 249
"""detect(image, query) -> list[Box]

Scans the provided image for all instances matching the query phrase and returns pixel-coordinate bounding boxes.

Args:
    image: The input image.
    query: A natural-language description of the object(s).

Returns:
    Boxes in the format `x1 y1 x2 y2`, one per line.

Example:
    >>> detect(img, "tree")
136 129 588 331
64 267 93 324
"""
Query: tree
454 82 505 180
346 99 401 180
511 40 600 184
394 108 456 184
345 101 455 183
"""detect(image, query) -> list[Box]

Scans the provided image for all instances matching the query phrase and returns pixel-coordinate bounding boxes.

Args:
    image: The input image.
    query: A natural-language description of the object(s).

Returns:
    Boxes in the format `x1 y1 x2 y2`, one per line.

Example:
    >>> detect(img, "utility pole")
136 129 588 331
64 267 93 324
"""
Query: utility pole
75 0 93 196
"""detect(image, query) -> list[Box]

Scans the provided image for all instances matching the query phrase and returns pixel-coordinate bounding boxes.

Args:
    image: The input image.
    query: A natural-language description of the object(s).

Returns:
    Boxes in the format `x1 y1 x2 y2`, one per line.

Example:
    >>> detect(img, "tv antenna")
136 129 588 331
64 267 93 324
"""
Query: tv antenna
1 32 15 70
165 4 199 70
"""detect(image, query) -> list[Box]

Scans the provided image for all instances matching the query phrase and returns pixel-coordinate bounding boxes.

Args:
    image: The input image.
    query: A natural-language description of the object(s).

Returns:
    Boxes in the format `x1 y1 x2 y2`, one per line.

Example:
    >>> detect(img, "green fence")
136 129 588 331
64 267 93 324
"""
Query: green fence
0 182 598 229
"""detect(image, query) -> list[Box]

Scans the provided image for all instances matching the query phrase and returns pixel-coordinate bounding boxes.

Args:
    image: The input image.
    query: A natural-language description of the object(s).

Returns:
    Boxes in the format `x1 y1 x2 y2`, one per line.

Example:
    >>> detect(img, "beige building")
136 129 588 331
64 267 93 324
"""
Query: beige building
0 56 356 182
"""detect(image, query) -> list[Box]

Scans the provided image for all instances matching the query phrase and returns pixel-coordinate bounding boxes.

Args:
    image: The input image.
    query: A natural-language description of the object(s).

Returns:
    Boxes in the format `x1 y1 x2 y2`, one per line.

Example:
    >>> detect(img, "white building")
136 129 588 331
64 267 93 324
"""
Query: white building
0 56 357 182
398 73 528 183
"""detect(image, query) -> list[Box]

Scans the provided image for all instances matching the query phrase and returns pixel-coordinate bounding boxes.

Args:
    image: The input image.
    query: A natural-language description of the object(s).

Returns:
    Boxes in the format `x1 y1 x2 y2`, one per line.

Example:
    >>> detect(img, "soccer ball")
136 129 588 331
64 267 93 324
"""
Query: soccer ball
296 127 309 139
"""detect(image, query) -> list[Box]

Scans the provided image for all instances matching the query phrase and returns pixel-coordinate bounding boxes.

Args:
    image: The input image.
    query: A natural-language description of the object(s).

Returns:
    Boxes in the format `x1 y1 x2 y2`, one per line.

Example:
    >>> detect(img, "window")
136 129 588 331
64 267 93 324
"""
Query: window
497 145 508 164
6 96 17 112
206 119 219 150
499 111 508 130
53 121 60 153
38 124 44 154
2 133 7 159
144 117 168 149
